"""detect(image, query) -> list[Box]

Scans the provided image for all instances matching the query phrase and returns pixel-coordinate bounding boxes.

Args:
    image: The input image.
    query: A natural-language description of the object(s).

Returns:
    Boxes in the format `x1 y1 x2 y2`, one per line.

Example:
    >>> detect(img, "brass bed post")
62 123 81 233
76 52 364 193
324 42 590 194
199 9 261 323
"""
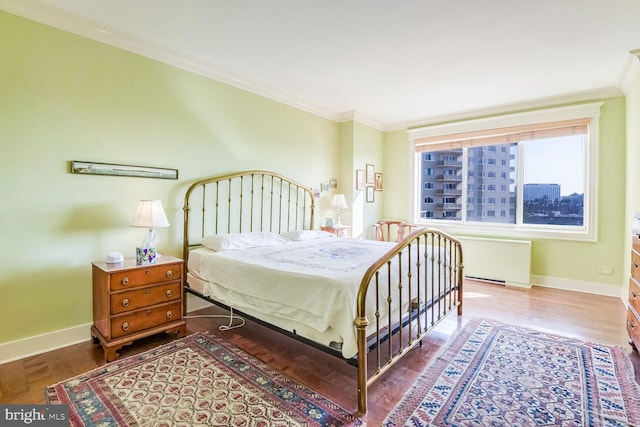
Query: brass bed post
457 241 464 315
182 197 191 317
354 314 369 415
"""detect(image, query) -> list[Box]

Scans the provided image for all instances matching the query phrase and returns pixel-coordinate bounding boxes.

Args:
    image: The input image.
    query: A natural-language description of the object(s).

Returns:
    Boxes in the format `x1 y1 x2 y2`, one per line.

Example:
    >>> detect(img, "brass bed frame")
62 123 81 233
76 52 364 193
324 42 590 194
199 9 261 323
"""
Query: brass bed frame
183 170 464 414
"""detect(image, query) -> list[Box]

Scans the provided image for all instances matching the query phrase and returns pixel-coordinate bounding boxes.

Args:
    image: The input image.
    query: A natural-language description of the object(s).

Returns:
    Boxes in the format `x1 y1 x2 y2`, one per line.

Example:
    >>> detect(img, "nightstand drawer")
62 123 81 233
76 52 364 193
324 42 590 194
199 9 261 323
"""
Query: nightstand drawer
111 301 182 338
110 263 182 291
320 225 351 237
110 282 181 314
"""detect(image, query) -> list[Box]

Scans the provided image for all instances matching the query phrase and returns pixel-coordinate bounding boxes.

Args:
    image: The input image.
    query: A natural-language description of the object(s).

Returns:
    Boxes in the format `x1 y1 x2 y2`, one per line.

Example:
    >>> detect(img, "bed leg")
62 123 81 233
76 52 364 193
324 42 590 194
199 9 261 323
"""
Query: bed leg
419 339 423 348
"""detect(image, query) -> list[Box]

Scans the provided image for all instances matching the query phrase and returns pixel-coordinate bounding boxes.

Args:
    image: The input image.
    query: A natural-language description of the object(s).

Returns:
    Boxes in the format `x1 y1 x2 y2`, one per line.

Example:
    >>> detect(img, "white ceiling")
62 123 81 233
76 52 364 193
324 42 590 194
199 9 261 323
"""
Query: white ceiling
3 0 640 130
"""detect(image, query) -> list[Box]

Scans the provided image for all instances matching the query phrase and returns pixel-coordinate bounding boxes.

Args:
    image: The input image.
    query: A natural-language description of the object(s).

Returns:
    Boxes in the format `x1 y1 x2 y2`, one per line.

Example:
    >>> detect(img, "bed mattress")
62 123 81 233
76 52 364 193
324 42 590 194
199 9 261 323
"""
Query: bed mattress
187 237 444 358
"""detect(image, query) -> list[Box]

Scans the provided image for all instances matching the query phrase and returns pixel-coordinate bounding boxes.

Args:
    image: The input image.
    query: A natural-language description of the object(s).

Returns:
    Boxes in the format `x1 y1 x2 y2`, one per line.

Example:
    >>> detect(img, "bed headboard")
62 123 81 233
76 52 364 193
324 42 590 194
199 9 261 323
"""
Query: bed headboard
183 170 315 264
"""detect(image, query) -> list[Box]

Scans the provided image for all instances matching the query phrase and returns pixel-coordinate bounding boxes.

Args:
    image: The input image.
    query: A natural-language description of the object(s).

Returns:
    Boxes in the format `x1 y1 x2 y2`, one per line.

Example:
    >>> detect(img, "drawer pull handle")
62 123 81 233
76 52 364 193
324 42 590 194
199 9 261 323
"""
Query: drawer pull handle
146 288 151 294
147 310 152 316
166 270 173 278
166 290 172 297
122 299 130 307
146 269 151 274
633 291 638 299
122 322 129 331
166 311 173 319
629 321 636 330
121 277 129 286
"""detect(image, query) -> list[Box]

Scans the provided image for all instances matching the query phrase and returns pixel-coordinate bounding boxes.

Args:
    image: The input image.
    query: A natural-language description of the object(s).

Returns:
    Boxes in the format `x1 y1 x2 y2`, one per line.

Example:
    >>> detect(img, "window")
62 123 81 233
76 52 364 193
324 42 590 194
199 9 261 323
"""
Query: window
408 103 601 241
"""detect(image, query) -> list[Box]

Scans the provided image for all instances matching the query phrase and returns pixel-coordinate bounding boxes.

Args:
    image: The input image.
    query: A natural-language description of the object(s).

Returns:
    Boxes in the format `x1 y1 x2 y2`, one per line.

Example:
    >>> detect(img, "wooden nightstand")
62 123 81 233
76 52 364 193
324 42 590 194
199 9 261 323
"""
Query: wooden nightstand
321 225 351 237
91 255 186 362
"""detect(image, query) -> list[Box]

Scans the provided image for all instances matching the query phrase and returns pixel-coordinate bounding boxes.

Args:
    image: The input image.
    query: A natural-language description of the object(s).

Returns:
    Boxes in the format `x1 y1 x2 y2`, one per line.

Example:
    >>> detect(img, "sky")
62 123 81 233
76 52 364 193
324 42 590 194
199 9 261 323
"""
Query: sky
522 135 585 196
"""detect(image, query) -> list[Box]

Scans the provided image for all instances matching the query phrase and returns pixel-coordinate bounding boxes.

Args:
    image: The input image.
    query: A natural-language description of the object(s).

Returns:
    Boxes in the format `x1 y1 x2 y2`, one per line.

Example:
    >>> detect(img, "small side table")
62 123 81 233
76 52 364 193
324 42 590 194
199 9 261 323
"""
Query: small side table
91 255 186 362
321 225 351 237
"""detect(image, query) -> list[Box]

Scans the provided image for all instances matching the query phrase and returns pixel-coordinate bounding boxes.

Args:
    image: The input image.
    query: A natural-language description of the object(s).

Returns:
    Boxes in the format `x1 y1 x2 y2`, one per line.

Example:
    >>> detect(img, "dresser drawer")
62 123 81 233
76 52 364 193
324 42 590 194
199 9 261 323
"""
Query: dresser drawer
628 308 640 348
111 301 182 338
632 249 640 282
110 263 182 291
629 278 640 313
110 282 181 315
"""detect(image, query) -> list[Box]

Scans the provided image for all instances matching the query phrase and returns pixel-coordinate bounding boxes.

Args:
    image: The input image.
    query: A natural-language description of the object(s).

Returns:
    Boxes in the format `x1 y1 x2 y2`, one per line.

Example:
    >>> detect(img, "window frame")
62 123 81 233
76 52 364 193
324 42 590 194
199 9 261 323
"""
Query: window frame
407 102 602 241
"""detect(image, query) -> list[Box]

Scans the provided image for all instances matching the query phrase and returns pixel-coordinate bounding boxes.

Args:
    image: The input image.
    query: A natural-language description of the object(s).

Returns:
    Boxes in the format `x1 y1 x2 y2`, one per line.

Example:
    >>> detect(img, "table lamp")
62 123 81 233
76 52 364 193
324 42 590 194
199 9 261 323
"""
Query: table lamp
331 194 348 227
131 199 170 264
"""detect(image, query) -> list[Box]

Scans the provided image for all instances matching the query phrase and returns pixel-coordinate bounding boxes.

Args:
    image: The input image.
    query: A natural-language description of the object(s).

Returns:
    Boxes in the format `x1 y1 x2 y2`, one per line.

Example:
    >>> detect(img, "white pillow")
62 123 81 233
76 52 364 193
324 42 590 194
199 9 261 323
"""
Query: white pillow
201 232 290 251
281 230 336 241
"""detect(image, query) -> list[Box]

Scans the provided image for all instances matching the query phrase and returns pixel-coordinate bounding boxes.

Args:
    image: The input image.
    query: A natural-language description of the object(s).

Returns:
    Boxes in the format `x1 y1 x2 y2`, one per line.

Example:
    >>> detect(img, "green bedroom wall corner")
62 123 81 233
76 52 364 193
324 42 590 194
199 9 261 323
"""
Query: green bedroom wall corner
0 10 340 345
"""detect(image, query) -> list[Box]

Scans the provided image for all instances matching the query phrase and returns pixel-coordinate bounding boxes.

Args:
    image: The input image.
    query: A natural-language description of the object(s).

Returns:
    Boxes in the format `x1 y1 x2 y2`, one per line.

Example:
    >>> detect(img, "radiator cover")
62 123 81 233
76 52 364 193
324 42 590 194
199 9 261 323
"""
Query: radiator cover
456 236 531 288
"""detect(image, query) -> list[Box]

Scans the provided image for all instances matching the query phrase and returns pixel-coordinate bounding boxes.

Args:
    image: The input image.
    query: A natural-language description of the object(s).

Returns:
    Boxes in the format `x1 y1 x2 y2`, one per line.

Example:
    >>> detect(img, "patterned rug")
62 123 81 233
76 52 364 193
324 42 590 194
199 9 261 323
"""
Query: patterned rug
46 333 362 426
383 318 640 427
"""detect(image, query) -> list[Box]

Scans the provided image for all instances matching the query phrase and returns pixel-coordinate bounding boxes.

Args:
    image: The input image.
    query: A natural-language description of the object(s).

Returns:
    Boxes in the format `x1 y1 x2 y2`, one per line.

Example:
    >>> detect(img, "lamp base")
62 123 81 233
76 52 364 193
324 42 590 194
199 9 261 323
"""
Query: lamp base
136 246 157 265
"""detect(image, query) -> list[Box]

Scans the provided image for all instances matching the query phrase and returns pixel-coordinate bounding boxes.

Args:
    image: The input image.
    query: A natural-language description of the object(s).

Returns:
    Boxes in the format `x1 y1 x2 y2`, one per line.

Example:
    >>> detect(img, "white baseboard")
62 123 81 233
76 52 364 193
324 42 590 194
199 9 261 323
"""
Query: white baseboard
0 295 213 366
531 275 626 301
0 322 93 365
0 280 622 365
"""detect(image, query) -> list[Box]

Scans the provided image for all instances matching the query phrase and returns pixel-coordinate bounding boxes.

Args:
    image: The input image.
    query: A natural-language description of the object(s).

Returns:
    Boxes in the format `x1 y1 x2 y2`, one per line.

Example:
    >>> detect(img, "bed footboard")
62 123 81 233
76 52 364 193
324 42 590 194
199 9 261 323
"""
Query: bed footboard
354 228 463 414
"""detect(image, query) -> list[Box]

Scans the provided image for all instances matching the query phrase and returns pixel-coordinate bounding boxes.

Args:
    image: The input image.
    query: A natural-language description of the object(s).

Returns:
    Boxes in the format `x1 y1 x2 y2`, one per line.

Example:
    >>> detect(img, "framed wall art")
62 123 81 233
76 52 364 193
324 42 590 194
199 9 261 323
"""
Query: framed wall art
366 164 375 184
71 160 178 180
356 169 365 190
366 186 375 203
375 172 383 191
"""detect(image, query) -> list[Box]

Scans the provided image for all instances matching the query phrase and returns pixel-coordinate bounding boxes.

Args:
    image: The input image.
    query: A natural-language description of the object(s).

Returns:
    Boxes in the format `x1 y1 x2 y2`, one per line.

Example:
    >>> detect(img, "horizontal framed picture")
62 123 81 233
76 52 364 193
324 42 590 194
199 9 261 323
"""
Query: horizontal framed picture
71 161 178 180
356 169 365 190
366 186 375 203
375 172 383 191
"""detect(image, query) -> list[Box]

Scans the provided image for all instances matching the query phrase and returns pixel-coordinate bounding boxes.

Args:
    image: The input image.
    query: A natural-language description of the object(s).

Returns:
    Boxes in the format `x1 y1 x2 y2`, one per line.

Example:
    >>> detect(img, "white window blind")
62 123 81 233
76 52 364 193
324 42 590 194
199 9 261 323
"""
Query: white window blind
414 118 590 152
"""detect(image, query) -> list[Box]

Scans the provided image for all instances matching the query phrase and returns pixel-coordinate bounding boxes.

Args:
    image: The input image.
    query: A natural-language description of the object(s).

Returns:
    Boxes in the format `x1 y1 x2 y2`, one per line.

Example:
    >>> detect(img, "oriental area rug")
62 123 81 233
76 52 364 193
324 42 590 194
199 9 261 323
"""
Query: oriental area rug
46 333 362 426
383 317 640 427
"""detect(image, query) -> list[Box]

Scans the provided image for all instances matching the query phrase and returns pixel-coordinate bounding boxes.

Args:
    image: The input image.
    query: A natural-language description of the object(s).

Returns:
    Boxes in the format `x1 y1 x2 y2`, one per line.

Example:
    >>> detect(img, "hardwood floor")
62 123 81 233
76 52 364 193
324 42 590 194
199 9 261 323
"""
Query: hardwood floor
1 280 638 425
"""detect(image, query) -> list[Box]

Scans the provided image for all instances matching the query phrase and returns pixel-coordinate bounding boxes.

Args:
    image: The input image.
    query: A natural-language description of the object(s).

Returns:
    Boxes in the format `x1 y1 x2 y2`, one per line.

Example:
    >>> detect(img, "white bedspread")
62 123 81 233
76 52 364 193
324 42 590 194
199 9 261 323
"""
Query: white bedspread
188 238 440 358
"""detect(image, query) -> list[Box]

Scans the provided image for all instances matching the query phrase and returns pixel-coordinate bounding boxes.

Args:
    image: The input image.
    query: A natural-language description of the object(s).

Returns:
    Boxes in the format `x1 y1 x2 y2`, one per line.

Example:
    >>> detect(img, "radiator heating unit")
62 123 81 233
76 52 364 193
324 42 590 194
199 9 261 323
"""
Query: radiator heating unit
456 236 531 288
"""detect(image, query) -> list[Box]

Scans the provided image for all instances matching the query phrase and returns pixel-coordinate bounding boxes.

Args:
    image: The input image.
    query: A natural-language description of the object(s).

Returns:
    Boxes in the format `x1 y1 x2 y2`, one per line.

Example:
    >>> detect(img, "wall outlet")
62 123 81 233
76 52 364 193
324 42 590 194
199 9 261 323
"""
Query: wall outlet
597 266 613 275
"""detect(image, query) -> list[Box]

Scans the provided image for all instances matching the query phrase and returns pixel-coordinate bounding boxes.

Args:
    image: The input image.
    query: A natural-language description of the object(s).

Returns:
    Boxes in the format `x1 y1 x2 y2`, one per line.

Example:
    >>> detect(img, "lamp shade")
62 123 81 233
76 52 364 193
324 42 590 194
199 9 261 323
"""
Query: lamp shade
331 194 348 210
131 200 170 228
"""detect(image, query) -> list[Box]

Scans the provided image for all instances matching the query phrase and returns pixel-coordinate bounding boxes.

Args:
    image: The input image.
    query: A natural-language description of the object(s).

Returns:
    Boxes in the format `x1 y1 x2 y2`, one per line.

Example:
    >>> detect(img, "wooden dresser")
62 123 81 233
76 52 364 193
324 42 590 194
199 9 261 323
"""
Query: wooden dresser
628 235 640 350
91 255 186 362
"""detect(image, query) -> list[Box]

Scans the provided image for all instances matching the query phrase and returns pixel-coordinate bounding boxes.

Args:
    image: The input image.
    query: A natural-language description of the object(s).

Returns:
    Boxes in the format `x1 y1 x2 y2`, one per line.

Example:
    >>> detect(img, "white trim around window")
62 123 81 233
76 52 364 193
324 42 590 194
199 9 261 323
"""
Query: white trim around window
407 102 603 241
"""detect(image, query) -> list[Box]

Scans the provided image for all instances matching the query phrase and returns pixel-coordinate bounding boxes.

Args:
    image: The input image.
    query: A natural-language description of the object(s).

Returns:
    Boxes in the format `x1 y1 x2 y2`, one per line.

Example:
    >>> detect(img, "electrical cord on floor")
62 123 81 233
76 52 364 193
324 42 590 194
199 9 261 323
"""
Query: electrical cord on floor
184 307 246 331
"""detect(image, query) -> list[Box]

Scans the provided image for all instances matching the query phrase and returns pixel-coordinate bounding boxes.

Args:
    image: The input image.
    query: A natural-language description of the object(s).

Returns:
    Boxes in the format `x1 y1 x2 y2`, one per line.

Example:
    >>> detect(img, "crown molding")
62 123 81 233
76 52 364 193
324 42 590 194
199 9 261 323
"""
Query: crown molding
0 0 342 123
619 49 640 94
336 111 387 131
391 86 623 131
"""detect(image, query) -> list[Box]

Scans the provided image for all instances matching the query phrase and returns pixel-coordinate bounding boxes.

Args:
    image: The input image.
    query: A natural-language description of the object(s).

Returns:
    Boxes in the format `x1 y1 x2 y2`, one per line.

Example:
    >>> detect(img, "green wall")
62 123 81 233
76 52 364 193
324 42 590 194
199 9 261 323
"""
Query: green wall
0 11 341 343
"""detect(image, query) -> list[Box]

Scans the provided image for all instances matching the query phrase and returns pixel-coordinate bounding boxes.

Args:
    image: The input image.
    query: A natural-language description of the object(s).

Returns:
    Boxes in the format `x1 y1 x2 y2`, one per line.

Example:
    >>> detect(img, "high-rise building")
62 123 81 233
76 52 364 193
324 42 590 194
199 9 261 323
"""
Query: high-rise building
419 145 515 223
